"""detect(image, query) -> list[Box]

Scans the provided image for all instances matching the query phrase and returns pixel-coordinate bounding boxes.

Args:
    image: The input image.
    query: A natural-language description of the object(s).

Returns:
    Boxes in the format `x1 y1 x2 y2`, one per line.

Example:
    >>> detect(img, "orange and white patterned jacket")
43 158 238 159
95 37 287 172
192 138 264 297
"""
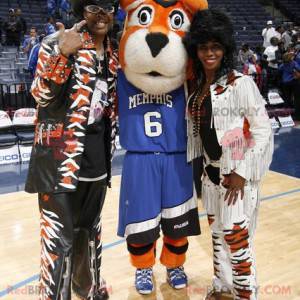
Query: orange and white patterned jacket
25 29 118 193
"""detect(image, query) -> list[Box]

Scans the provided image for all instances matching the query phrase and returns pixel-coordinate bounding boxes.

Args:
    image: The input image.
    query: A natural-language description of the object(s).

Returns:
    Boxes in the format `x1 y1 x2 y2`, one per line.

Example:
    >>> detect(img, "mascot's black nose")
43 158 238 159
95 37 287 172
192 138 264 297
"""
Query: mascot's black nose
146 33 169 58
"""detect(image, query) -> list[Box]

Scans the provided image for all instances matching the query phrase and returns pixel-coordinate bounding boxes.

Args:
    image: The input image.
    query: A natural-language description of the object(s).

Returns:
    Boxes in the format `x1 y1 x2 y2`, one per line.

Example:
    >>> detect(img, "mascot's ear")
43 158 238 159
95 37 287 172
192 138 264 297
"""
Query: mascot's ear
121 0 208 12
182 0 208 14
120 0 141 11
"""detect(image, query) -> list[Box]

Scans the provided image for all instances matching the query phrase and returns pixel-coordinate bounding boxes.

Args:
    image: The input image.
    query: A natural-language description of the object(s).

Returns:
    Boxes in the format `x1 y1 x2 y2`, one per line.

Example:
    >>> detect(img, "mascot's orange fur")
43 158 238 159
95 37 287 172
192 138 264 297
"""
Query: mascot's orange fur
119 0 208 94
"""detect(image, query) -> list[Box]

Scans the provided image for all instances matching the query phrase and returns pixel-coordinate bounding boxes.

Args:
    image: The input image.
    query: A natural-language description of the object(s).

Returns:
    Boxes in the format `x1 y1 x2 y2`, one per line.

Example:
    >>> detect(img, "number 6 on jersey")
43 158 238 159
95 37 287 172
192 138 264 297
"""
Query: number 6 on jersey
144 112 162 137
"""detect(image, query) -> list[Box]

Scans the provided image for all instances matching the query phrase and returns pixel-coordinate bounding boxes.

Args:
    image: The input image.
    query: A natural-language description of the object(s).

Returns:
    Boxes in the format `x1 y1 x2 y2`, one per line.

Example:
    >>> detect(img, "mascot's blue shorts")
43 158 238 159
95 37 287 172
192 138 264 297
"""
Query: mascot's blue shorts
117 151 200 244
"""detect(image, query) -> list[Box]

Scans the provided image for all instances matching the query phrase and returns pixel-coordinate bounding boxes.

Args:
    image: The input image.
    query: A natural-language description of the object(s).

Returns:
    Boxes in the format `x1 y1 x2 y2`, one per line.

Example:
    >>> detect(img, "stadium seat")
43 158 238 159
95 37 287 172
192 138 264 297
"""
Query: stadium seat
12 108 36 162
0 110 19 165
12 108 36 146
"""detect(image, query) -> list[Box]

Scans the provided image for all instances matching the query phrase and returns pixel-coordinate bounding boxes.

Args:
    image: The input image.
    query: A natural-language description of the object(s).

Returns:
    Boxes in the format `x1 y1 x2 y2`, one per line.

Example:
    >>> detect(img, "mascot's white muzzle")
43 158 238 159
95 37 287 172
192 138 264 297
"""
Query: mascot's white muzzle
124 29 187 94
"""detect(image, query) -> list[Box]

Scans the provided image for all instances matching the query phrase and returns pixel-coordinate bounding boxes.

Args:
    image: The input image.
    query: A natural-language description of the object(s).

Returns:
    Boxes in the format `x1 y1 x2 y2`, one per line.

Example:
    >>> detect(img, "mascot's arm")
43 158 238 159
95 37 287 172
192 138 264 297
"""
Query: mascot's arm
31 38 73 107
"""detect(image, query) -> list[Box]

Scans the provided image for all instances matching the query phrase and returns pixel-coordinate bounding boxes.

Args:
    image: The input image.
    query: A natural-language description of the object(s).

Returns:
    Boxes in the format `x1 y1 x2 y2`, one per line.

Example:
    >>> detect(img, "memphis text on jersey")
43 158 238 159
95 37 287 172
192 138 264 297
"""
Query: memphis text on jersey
129 93 173 109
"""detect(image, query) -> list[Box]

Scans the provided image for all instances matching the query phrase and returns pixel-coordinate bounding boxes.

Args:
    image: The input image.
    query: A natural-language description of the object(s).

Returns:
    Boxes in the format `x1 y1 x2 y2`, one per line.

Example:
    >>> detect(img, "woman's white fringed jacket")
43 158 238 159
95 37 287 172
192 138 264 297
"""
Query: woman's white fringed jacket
187 70 274 183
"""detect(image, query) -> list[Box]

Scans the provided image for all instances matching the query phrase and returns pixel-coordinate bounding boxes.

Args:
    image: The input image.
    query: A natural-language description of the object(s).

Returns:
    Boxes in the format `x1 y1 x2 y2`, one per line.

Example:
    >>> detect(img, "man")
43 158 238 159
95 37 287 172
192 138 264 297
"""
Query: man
45 16 56 36
15 8 27 40
274 25 284 41
47 0 58 17
25 0 118 299
262 20 276 48
28 35 45 78
60 0 72 22
3 8 22 46
22 27 39 57
264 36 280 88
282 25 292 50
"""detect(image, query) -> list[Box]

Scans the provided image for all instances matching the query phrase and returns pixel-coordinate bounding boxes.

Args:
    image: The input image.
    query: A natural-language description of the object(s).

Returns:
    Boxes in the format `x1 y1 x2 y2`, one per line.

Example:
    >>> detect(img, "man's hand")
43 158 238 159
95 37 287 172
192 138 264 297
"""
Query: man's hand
223 172 246 206
57 20 87 58
294 69 300 80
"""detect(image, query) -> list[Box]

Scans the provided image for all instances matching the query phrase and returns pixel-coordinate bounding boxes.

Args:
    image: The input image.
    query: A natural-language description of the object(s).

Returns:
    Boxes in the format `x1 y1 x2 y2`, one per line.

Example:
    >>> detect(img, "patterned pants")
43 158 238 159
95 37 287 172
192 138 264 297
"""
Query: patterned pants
202 175 260 300
38 181 107 300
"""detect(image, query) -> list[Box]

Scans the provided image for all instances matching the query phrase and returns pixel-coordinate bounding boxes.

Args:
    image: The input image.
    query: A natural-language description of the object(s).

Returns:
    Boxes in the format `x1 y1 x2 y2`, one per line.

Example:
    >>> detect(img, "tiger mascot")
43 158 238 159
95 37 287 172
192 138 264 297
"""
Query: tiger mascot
116 0 208 294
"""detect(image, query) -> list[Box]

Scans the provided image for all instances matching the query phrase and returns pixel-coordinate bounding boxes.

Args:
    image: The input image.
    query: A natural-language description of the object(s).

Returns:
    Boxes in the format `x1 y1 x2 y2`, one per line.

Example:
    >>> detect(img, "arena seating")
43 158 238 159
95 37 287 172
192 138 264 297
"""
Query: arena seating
0 108 35 165
209 0 275 48
12 108 35 146
0 0 48 34
0 1 48 112
12 108 35 162
274 0 300 25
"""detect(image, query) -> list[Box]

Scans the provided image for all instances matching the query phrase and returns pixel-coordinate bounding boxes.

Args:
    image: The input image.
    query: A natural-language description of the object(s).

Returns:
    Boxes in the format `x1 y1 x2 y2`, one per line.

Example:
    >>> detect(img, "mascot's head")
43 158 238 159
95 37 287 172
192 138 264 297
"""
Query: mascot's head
119 0 208 94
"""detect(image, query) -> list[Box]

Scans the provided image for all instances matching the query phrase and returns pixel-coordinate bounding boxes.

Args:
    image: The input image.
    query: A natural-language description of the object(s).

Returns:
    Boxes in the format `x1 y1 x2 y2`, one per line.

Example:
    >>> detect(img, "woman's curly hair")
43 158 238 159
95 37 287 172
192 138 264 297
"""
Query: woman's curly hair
183 9 236 82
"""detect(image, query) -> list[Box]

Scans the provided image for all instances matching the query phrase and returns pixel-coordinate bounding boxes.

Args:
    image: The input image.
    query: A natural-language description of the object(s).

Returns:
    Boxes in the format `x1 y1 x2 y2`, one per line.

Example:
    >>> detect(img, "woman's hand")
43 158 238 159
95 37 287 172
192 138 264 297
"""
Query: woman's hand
57 20 87 58
223 172 246 206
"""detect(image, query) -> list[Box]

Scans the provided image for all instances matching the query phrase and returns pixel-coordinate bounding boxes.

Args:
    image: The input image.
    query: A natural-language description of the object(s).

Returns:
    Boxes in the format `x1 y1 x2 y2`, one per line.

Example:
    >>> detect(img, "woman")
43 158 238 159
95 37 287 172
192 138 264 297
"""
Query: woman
183 9 273 300
25 0 118 299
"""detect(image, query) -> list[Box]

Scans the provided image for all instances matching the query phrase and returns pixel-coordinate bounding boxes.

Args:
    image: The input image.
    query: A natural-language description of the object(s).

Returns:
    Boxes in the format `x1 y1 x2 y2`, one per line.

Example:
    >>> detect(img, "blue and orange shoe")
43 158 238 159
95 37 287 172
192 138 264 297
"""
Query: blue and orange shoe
135 268 154 295
166 266 188 289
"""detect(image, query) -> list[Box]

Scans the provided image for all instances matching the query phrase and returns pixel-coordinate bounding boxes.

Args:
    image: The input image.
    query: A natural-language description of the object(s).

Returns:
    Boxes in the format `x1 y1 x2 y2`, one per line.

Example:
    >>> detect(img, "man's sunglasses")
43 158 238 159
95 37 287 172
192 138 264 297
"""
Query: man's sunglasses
84 4 115 14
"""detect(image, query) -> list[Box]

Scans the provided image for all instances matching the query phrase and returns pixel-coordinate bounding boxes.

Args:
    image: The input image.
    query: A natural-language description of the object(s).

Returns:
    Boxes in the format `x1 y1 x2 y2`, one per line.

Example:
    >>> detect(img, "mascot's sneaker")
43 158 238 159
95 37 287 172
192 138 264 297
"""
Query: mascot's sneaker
135 268 154 294
166 266 188 289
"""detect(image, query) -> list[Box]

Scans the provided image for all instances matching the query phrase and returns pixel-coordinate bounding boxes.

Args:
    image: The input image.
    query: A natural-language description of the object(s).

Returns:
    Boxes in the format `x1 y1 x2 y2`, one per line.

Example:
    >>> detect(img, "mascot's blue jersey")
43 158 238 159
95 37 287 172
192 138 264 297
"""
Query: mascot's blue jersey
117 70 187 152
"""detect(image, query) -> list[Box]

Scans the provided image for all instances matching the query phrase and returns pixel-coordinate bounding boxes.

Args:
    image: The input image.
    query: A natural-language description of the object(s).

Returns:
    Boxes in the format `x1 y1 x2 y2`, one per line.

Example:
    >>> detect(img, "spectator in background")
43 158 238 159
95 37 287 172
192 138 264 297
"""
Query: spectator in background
3 8 22 46
60 0 71 12
238 43 254 66
291 31 300 48
47 0 57 17
115 6 126 30
282 25 292 50
262 20 276 48
45 17 56 35
274 25 284 42
15 8 27 41
243 54 263 91
264 36 280 88
22 27 39 57
279 51 300 109
28 34 45 78
276 41 285 66
254 45 264 64
47 0 71 18
60 0 72 23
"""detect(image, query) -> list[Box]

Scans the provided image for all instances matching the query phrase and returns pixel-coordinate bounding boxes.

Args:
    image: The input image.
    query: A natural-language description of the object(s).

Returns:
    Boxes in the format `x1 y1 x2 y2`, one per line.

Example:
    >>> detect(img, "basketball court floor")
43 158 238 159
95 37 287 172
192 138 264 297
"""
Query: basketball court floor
0 125 300 300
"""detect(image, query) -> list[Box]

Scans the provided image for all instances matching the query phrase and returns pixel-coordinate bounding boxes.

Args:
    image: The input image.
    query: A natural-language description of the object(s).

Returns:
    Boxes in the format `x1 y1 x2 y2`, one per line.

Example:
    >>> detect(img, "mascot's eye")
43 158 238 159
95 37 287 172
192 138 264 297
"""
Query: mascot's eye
169 11 184 30
137 7 153 26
